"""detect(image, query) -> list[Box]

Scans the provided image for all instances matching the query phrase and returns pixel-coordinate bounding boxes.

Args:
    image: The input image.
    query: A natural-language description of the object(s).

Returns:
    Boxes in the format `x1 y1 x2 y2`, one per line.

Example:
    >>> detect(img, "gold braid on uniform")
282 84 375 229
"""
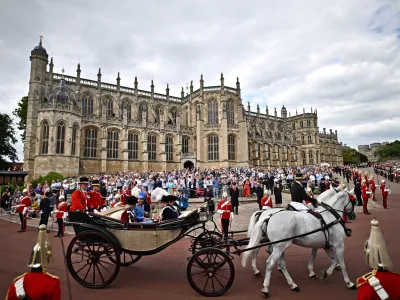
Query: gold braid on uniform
356 269 377 288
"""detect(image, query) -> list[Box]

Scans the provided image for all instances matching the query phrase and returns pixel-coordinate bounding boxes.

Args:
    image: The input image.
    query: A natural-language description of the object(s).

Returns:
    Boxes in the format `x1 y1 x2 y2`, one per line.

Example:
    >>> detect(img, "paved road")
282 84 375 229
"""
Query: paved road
0 167 398 299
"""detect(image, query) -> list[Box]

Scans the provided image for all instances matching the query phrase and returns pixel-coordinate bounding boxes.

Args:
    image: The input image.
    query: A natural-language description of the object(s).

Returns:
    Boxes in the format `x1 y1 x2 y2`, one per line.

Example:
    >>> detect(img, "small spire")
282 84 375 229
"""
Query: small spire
97 68 101 76
151 79 154 87
186 83 189 95
166 83 169 90
39 30 43 46
200 74 203 81
221 72 224 80
61 67 65 79
117 72 120 80
236 77 240 84
77 63 81 72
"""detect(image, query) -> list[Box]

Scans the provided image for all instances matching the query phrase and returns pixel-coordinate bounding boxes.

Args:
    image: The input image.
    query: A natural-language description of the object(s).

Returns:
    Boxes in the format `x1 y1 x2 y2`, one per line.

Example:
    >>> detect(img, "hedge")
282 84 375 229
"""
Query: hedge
30 172 64 188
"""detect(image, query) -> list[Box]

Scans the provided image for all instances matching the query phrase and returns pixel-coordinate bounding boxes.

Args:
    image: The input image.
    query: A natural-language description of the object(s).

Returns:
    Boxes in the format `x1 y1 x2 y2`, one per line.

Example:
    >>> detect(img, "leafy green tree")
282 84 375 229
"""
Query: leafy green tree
342 146 368 164
375 140 400 161
12 96 28 144
0 113 18 170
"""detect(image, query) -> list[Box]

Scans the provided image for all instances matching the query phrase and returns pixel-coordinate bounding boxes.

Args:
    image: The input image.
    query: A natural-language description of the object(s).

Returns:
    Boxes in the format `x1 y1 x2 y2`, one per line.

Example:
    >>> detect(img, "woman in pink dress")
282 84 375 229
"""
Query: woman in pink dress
242 179 250 197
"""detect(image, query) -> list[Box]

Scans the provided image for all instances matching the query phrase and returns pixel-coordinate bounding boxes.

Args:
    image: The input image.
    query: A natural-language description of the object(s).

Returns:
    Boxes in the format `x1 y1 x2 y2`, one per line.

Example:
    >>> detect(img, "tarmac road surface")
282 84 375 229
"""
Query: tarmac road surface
0 167 399 300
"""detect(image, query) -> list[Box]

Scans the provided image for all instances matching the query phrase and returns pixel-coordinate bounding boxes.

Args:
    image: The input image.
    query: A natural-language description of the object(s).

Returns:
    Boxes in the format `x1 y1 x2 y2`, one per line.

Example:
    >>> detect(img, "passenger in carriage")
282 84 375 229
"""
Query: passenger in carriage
160 195 179 221
121 196 137 224
111 193 121 207
89 180 107 211
134 193 151 222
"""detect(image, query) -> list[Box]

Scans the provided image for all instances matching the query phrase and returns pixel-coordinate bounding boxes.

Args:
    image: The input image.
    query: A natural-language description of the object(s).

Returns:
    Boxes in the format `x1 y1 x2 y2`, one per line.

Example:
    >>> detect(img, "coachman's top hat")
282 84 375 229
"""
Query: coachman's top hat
90 179 100 186
125 196 138 209
78 177 89 184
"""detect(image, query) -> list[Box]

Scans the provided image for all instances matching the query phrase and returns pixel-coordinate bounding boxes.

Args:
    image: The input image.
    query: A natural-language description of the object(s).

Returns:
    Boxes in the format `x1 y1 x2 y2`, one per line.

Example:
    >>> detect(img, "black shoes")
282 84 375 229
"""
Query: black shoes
17 229 25 233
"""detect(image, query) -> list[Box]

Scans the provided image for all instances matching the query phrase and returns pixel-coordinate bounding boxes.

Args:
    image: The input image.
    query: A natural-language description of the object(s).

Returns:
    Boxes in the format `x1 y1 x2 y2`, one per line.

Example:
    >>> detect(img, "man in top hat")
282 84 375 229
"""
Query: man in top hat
289 174 308 211
6 224 61 299
380 180 390 209
17 189 31 233
356 219 400 299
217 192 233 240
70 177 90 212
229 182 240 215
89 179 107 211
54 195 67 237
121 196 138 224
160 195 179 221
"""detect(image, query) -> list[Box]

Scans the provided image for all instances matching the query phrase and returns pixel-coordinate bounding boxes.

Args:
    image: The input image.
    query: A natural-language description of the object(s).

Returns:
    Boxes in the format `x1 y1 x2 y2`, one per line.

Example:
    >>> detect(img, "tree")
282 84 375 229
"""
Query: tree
375 140 400 161
342 146 368 165
12 96 28 144
0 113 18 169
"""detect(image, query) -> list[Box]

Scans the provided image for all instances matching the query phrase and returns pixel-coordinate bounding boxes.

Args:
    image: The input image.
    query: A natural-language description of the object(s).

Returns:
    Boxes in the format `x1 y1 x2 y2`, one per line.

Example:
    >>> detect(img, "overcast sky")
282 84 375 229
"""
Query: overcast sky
1 0 400 161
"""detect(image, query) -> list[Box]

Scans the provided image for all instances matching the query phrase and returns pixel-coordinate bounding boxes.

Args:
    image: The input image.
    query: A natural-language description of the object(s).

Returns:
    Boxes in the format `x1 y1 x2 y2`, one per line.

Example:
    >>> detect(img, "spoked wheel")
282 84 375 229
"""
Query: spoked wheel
191 231 223 254
108 250 142 267
187 247 235 297
66 230 120 289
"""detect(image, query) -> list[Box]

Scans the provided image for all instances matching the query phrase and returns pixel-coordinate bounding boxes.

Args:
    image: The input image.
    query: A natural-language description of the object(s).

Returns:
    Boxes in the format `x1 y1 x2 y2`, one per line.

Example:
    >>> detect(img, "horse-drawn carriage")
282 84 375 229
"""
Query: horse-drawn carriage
66 186 356 297
66 204 237 297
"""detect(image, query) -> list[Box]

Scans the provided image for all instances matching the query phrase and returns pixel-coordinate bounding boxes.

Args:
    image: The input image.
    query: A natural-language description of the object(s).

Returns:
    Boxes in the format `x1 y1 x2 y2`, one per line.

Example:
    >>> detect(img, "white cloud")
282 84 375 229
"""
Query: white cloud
1 0 400 161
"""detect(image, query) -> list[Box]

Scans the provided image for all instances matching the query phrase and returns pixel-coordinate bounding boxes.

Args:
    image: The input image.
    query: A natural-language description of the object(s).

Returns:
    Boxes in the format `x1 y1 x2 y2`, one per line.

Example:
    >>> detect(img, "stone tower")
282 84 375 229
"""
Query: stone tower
281 105 287 118
24 36 49 180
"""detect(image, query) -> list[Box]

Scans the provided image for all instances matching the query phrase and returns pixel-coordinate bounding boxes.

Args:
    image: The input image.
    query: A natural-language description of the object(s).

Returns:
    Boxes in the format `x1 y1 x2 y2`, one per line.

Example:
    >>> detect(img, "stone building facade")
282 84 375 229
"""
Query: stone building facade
358 142 389 161
23 40 343 180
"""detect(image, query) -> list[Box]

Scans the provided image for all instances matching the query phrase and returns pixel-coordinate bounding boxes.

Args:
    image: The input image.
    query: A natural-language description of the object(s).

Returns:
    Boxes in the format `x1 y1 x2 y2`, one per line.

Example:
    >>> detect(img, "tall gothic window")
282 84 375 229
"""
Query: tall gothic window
301 135 305 144
307 119 311 127
182 136 189 154
228 134 236 160
41 121 49 154
208 135 219 161
171 109 178 125
71 125 78 155
165 135 173 162
155 106 161 124
308 135 312 144
309 151 314 164
302 151 306 165
227 101 234 126
56 122 66 154
126 103 132 120
107 100 114 118
84 128 97 158
148 134 157 161
292 122 296 130
107 131 119 159
82 95 93 115
128 132 139 160
300 121 304 128
208 101 218 125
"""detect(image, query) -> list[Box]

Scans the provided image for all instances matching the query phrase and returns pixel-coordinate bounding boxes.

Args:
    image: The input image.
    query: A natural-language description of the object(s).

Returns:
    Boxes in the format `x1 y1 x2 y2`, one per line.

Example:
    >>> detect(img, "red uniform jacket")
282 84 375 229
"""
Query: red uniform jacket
357 270 400 300
369 179 376 191
361 185 370 199
261 196 273 208
70 189 88 212
380 184 388 196
6 271 61 300
55 201 67 219
217 200 233 219
18 196 31 214
86 191 104 210
365 175 369 187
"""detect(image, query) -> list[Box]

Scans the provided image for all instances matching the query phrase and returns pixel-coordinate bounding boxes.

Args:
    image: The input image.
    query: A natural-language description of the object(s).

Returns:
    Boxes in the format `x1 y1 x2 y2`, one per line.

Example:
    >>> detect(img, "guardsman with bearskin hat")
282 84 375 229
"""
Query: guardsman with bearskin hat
54 195 67 237
5 224 61 299
356 219 400 299
17 189 31 233
70 177 90 212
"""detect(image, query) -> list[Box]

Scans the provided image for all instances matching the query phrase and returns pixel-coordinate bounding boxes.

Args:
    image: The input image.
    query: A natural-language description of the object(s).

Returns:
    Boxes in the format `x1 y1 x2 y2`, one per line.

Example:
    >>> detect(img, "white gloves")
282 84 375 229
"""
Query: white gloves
230 212 234 220
100 207 108 212
217 209 224 214
93 209 99 214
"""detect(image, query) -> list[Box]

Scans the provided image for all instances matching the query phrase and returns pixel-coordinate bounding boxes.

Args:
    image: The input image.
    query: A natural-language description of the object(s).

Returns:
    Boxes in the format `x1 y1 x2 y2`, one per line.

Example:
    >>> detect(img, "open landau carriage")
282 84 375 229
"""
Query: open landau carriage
66 204 237 297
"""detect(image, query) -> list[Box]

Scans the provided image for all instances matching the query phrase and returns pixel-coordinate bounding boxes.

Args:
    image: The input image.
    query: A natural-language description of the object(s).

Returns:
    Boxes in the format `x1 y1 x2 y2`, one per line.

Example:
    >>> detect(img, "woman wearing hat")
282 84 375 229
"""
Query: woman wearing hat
134 192 150 222
70 177 90 212
356 219 400 299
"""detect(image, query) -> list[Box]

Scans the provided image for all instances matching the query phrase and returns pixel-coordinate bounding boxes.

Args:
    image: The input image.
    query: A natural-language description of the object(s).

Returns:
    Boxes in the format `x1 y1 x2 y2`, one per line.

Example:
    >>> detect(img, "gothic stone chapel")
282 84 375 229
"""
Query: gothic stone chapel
23 39 343 180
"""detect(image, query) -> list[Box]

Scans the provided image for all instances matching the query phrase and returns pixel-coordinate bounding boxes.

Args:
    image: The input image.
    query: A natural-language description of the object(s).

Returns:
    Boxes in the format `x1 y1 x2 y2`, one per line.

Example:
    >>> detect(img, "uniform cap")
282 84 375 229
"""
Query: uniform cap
22 189 28 193
59 195 65 200
125 196 138 209
90 179 100 186
27 224 52 270
222 192 229 199
382 180 385 183
364 219 393 271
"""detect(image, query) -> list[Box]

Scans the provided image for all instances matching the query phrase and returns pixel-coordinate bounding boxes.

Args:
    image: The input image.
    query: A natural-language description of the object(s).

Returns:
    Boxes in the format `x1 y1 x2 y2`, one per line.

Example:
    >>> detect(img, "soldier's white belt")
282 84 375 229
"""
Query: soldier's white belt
368 276 389 300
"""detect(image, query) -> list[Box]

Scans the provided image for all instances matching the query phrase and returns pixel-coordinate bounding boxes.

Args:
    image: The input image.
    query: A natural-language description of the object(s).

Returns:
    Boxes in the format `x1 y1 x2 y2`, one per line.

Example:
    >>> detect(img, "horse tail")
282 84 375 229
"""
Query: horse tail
247 211 259 238
242 216 268 268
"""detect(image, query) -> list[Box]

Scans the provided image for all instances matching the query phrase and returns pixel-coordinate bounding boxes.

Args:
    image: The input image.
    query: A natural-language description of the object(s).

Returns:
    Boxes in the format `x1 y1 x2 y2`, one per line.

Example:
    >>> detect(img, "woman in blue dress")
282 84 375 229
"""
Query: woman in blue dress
178 191 189 211
134 193 152 223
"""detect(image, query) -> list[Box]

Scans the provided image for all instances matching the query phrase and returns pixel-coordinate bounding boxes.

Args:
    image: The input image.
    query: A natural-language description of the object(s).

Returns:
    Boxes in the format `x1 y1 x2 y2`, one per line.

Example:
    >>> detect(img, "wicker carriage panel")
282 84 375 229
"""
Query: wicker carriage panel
109 228 183 252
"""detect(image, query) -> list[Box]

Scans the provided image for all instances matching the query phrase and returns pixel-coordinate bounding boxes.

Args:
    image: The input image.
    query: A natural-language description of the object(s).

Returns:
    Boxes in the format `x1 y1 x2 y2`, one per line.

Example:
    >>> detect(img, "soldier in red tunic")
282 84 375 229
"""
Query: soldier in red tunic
356 218 400 300
380 180 390 209
217 192 233 239
361 180 371 215
70 177 89 212
54 195 67 237
6 224 61 299
87 179 105 211
369 174 377 201
17 189 31 233
261 191 273 209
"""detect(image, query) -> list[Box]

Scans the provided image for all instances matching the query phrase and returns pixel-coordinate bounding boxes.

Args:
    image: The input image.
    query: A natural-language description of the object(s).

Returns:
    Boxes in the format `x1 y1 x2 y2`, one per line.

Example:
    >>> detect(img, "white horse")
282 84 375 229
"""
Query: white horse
242 187 356 297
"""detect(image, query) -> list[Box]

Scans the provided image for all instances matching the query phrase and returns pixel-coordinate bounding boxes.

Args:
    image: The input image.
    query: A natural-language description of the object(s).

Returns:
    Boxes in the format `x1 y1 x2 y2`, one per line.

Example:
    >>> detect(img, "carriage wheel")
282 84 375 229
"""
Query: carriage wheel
191 231 223 254
66 230 120 289
108 250 142 267
187 247 235 297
